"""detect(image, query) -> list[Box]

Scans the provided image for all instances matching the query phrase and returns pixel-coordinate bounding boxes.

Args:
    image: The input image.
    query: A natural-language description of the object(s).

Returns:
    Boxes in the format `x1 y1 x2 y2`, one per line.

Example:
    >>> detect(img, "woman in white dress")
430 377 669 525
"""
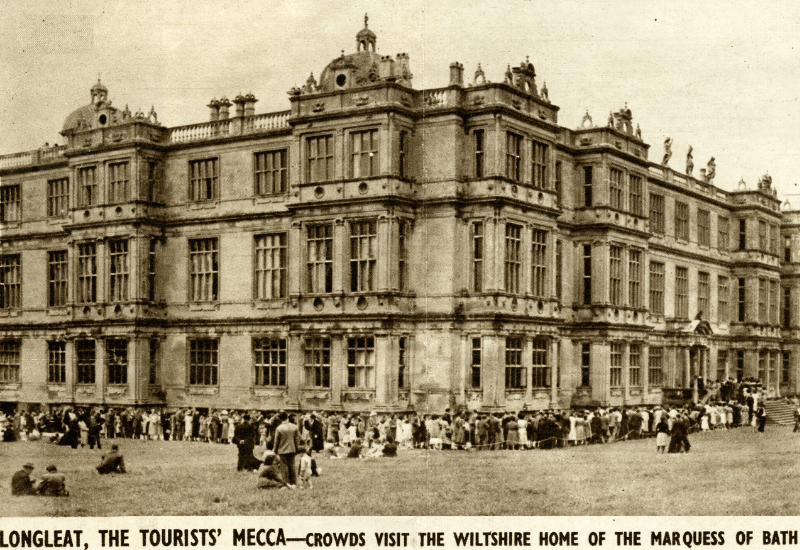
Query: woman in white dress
184 410 193 441
518 413 529 449
567 413 578 445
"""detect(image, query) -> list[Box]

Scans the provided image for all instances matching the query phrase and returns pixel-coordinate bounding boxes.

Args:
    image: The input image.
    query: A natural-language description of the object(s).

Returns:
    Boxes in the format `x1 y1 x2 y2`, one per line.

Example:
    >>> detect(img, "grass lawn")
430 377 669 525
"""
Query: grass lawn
2 425 799 516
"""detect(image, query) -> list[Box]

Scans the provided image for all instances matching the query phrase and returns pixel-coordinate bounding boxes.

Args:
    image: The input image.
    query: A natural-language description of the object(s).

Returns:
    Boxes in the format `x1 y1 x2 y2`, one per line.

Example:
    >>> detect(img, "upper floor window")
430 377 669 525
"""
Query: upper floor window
399 131 409 179
770 224 778 255
675 201 689 241
474 130 484 178
255 150 287 195
718 276 729 323
108 161 130 203
77 242 97 304
307 135 334 183
628 175 643 216
48 251 68 307
629 344 641 386
189 158 218 202
0 254 20 310
505 132 522 182
351 129 379 178
580 342 591 386
48 178 69 218
675 266 688 318
698 209 710 247
610 343 623 387
583 166 593 207
78 166 97 207
555 161 562 206
189 238 218 303
650 194 665 234
759 221 767 251
649 346 662 387
531 229 548 299
698 271 710 318
738 278 746 322
582 244 592 304
149 339 159 385
255 234 287 300
307 225 333 294
555 239 562 301
108 239 129 303
0 186 20 223
718 216 729 251
609 245 623 306
649 261 665 315
147 161 159 203
609 168 624 210
738 219 746 250
350 220 376 292
531 141 548 188
628 250 642 308
347 336 375 389
398 221 409 292
471 222 483 293
398 337 408 389
0 341 20 383
188 338 216 386
504 224 522 294
254 337 286 386
47 341 66 384
471 337 481 389
770 280 779 326
758 278 767 323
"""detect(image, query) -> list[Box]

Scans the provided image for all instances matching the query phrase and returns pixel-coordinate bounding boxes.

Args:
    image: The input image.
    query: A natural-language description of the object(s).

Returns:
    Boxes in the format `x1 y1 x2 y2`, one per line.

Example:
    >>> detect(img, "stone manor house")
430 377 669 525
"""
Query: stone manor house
0 19 798 414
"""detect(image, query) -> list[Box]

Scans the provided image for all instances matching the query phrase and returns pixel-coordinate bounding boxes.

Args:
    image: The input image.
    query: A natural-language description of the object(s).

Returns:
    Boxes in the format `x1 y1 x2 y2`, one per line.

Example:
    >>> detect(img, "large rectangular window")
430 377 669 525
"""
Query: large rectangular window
347 336 375 389
675 266 688 318
737 350 744 381
583 244 592 304
108 161 130 203
472 222 483 293
783 351 791 384
628 250 642 308
609 245 623 306
629 344 641 386
47 341 66 383
759 221 767 251
188 338 217 386
148 240 157 302
149 339 159 385
759 278 767 323
650 193 664 234
531 141 548 188
255 234 287 300
255 150 288 195
718 276 729 323
189 238 218 302
504 224 522 294
398 337 408 389
610 343 623 387
107 339 128 385
48 251 68 307
307 135 334 183
474 130 484 178
717 216 729 251
717 350 728 382
0 186 20 223
76 340 95 385
47 178 69 217
398 221 408 292
304 337 330 388
628 174 643 216
307 225 333 294
698 209 710 246
350 220 376 292
254 337 286 386
189 158 218 201
698 271 710 318
0 254 21 310
77 243 96 304
739 219 747 250
770 280 778 326
584 166 593 207
108 239 129 303
649 261 665 315
783 286 791 328
471 337 481 389
399 131 409 179
675 201 689 241
351 129 379 178
506 133 522 182
580 343 591 386
531 229 548 298
531 339 550 388
504 337 524 389
738 278 746 322
555 239 562 301
78 166 97 207
649 346 663 387
610 168 624 210
0 341 20 383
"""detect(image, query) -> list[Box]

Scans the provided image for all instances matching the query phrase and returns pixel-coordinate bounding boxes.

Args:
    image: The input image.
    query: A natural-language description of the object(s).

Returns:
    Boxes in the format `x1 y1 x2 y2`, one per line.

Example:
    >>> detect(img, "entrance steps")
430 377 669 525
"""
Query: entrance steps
764 399 796 426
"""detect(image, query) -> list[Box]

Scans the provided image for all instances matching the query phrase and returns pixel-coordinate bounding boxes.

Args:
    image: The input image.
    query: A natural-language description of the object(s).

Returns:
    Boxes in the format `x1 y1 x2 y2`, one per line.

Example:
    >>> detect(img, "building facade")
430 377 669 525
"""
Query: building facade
0 20 797 414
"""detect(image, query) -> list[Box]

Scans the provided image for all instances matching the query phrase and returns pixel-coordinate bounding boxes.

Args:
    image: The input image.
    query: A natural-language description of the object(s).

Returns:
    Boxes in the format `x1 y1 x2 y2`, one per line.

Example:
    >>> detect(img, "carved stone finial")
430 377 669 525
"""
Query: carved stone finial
738 177 746 190
541 81 549 102
365 13 368 27
686 145 694 176
607 111 614 127
474 63 485 85
581 110 593 129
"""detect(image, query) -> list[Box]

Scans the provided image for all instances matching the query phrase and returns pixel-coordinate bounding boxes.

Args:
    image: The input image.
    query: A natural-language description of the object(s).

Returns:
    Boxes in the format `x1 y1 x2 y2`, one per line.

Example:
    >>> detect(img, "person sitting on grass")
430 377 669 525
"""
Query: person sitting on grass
96 444 127 474
257 454 294 490
37 465 69 496
382 435 398 457
347 438 364 458
11 463 37 495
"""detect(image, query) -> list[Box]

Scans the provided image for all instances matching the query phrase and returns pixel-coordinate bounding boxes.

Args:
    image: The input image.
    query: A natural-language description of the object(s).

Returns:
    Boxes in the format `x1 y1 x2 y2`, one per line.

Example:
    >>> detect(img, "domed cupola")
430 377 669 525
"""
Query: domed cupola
356 13 377 53
61 79 122 135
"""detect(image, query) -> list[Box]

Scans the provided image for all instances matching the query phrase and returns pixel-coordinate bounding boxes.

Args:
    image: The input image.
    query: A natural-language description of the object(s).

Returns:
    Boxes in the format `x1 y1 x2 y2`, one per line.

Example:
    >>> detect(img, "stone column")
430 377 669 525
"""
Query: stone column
333 219 346 295
287 334 303 408
642 344 649 402
684 348 691 389
377 216 390 292
96 338 106 400
374 334 388 408
289 223 303 296
64 339 75 401
330 335 343 409
549 338 559 408
458 333 468 410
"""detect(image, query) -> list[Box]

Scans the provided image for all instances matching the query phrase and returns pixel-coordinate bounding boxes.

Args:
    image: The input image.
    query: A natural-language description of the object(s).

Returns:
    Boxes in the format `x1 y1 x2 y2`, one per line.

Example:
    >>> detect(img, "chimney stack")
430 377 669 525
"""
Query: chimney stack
218 97 231 120
233 95 246 117
207 98 220 122
449 62 464 87
244 93 258 117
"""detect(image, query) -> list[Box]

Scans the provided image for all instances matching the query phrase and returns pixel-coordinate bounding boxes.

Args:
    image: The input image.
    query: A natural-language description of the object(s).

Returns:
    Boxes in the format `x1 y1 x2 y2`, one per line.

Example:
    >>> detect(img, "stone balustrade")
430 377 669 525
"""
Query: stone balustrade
0 145 66 171
170 111 291 144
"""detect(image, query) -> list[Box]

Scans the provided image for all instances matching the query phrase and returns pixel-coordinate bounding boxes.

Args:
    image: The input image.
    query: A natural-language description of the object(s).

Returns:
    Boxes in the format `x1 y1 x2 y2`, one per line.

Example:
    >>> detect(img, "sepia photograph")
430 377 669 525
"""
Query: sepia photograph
2 0 800 521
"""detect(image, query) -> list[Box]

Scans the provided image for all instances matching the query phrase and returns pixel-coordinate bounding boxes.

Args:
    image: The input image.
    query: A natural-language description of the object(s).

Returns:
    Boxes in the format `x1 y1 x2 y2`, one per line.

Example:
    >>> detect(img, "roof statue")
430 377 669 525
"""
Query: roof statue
686 146 694 176
705 157 716 183
662 137 672 166
635 124 641 140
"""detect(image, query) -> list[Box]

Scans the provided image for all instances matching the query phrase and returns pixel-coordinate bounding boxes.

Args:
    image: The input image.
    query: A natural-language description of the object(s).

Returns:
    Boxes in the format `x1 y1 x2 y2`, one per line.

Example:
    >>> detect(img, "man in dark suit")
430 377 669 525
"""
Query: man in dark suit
273 412 300 486
668 413 691 453
11 463 37 495
234 414 260 471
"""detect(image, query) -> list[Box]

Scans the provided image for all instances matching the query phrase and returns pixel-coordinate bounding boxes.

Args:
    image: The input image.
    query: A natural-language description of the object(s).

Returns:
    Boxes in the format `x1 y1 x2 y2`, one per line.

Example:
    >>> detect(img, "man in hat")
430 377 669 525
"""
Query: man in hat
234 414 260 471
38 465 69 496
96 444 127 474
11 463 37 495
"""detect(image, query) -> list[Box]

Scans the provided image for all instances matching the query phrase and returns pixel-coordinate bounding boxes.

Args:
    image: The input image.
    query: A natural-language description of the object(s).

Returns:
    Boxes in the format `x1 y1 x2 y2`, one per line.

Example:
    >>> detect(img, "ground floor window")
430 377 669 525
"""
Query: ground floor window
347 336 374 389
531 339 549 388
648 346 662 387
254 337 286 386
610 343 623 387
304 337 330 388
47 341 66 383
76 340 96 385
188 338 217 386
107 339 128 385
580 343 591 386
505 337 524 389
628 344 641 387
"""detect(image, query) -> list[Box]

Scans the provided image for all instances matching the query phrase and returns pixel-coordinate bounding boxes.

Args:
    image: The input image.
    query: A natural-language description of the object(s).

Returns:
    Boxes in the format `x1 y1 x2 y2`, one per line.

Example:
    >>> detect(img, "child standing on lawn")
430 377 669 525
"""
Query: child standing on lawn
298 447 313 489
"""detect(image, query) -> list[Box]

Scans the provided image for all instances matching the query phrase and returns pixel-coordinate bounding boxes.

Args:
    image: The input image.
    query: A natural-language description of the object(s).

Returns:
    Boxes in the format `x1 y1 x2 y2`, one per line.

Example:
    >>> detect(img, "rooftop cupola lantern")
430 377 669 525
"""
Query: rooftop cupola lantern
511 56 537 96
90 79 108 104
356 13 377 52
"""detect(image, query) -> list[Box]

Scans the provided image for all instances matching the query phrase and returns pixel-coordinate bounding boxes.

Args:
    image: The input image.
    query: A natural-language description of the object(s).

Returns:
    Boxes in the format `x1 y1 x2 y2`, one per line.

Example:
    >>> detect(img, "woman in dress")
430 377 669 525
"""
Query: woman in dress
517 413 528 450
505 415 519 450
655 415 670 453
567 412 578 445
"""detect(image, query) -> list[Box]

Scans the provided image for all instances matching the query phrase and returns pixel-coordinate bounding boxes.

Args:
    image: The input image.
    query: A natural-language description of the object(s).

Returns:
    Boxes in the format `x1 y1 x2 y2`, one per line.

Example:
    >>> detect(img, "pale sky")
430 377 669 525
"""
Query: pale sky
1 0 799 202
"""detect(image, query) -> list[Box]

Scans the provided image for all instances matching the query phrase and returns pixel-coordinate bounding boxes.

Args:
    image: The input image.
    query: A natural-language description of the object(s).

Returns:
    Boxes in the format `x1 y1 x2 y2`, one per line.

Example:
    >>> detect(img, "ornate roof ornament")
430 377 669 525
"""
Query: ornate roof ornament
580 110 594 129
686 146 694 176
474 63 485 85
662 137 673 166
